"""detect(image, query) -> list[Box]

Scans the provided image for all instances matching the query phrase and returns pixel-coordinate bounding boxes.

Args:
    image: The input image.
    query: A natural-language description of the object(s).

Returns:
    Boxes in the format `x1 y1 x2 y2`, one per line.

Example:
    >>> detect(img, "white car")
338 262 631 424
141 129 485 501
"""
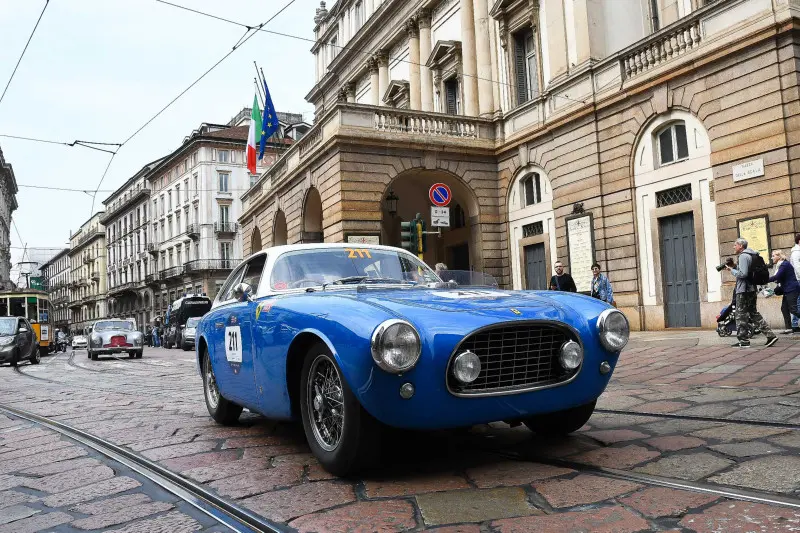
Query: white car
72 335 88 350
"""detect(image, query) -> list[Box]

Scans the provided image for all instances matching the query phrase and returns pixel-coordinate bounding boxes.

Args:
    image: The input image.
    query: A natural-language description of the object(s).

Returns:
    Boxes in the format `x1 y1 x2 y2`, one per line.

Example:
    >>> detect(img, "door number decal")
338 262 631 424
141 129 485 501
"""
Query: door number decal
225 326 242 363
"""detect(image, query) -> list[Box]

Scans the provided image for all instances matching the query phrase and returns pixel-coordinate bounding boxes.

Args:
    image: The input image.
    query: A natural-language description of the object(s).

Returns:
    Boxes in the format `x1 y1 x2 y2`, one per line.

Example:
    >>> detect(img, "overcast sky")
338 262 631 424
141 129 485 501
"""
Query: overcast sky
0 0 317 282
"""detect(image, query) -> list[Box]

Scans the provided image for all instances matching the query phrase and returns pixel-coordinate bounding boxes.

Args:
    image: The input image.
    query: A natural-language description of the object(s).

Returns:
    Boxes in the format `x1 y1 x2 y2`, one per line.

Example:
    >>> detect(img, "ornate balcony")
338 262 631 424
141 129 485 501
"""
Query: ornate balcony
214 222 238 235
621 15 702 79
187 223 200 240
147 242 158 256
90 271 100 281
108 281 137 295
184 259 238 273
159 266 185 280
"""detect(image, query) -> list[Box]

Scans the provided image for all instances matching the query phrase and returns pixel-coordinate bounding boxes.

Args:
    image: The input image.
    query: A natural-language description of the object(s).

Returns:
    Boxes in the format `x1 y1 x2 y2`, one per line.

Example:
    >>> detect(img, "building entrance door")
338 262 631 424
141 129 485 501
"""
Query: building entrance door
524 243 547 290
660 212 701 327
448 243 470 271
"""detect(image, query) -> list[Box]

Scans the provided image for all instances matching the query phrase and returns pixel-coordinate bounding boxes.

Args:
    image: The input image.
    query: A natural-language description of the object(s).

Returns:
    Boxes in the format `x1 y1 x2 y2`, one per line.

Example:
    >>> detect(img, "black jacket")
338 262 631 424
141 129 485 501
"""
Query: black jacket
549 273 577 292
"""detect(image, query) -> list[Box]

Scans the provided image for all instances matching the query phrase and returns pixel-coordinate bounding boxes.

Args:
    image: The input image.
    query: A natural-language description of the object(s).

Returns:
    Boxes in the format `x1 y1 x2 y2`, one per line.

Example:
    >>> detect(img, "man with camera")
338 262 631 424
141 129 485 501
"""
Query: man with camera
725 238 777 348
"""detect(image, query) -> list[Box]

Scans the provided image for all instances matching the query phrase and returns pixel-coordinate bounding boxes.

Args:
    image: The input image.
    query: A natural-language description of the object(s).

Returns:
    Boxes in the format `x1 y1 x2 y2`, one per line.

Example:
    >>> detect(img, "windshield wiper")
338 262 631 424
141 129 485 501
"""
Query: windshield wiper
322 276 414 291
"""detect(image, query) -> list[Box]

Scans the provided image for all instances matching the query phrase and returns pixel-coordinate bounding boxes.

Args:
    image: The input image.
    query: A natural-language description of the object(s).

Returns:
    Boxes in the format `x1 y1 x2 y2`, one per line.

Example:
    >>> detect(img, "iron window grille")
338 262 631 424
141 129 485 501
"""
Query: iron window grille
522 221 544 238
656 184 692 208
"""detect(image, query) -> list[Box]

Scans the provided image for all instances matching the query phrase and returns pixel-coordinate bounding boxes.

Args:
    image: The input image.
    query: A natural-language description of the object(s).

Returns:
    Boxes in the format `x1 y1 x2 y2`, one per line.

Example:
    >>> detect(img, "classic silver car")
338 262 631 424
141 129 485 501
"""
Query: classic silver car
87 319 144 360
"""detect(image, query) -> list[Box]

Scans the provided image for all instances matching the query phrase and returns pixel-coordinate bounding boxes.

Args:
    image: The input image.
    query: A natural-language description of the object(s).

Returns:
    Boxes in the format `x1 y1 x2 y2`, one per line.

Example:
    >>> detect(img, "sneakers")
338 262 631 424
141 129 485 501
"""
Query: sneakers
731 341 751 347
765 336 778 348
781 329 794 335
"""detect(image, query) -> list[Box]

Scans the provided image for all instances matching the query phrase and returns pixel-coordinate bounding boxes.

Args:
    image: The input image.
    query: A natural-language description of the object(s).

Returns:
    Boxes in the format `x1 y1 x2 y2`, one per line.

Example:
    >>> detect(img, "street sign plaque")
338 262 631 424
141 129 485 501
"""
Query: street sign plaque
431 206 450 227
429 183 452 207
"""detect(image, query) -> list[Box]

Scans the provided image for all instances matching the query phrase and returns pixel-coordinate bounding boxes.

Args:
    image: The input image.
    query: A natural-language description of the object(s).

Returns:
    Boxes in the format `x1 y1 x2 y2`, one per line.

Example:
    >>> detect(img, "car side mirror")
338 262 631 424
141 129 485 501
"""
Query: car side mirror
19 327 28 333
233 282 253 302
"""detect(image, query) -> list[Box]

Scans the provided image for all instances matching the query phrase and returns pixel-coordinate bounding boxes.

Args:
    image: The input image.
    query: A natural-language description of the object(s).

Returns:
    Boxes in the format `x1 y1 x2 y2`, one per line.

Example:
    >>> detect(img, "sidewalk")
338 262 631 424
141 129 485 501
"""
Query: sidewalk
629 329 800 347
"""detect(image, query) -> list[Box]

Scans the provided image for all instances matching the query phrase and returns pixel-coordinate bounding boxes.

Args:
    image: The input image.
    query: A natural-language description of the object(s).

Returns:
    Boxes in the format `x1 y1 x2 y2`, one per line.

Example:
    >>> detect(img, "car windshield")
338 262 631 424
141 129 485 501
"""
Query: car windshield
186 317 201 328
270 248 440 290
94 320 134 331
0 318 15 336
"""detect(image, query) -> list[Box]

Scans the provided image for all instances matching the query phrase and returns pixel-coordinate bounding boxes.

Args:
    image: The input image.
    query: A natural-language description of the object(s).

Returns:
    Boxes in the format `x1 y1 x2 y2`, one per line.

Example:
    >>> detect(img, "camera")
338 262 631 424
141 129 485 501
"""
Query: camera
715 258 734 272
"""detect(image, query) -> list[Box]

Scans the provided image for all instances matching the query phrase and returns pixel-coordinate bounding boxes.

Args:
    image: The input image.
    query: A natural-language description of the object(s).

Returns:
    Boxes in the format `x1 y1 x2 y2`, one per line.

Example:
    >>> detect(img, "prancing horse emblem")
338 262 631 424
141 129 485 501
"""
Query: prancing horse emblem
510 308 522 315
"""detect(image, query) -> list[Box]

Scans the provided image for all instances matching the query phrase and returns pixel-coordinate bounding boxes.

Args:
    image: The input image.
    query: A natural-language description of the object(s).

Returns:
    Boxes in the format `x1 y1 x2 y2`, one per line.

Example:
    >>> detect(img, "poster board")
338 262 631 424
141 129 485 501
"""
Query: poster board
566 213 595 293
737 215 771 266
344 233 381 245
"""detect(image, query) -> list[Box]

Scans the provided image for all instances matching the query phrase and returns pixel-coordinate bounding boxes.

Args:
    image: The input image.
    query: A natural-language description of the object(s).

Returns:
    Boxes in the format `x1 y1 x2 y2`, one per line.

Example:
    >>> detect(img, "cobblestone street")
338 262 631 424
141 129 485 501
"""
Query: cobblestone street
1 332 799 532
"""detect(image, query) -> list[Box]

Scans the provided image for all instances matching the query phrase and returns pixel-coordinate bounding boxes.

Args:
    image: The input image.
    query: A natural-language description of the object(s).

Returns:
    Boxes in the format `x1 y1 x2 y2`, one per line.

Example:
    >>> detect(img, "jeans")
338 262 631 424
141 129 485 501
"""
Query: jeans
780 290 799 329
735 291 774 341
153 334 160 347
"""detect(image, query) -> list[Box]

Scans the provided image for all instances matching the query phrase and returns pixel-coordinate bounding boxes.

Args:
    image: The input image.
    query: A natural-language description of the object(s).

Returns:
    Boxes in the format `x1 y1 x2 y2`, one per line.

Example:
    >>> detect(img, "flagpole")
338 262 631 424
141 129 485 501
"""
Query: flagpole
253 78 265 109
254 62 267 100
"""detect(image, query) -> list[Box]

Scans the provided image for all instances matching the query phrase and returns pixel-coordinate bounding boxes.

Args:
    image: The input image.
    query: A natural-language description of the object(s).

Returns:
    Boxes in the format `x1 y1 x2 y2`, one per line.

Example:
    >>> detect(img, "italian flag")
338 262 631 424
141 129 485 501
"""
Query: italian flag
246 94 261 175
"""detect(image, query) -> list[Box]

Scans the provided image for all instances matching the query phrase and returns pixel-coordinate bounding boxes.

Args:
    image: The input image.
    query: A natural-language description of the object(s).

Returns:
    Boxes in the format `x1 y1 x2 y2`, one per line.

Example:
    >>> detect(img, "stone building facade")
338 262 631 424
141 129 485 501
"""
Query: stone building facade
242 0 800 330
68 213 107 334
40 249 71 329
0 146 18 290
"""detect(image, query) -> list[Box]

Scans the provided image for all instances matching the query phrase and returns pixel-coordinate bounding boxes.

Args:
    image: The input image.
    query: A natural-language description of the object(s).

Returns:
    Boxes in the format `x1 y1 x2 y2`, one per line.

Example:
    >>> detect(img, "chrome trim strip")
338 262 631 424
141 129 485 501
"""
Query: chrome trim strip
445 320 584 398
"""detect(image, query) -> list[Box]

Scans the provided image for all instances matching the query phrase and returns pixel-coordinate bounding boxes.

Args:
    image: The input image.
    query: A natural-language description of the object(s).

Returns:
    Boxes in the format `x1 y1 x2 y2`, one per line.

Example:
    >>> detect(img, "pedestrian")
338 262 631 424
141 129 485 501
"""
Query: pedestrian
726 238 777 348
590 263 615 305
435 263 448 276
791 233 800 334
152 325 160 348
770 250 800 334
549 261 577 292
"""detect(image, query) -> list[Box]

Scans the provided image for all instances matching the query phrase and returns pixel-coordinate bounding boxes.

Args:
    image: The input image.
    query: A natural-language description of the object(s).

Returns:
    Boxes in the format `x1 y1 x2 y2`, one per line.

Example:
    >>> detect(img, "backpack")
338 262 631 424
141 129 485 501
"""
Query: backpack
746 252 770 285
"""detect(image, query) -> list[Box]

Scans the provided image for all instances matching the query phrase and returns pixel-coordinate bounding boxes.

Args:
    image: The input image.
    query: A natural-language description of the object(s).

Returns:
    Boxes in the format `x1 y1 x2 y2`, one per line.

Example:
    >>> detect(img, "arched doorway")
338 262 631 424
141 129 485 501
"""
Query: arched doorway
273 210 287 246
251 227 262 252
381 170 481 271
507 166 555 290
633 110 719 328
301 188 323 243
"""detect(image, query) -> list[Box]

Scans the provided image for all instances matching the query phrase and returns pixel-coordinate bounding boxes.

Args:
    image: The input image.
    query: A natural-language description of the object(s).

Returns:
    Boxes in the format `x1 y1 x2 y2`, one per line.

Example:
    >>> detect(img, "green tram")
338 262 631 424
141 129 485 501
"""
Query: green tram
0 289 53 352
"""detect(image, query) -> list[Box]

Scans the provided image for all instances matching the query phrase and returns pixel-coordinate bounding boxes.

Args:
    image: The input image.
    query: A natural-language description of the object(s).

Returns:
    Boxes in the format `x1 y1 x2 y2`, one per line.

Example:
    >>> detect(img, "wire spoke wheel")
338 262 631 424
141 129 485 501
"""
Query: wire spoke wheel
307 354 344 452
204 356 220 410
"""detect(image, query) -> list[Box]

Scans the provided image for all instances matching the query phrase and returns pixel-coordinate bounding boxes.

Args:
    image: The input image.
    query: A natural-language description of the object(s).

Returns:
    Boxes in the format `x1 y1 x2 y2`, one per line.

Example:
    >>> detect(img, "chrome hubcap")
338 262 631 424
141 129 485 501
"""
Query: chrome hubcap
204 358 220 410
307 355 344 452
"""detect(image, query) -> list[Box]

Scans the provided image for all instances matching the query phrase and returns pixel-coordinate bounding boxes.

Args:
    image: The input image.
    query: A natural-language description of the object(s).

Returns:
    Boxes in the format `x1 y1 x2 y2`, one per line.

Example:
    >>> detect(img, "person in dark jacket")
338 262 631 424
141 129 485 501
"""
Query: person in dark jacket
770 249 800 334
549 261 577 292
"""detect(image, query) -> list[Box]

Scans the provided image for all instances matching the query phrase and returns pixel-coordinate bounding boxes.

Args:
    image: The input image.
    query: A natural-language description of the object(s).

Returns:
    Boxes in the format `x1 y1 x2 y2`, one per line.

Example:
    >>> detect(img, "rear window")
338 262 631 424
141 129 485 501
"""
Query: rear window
95 320 134 331
186 317 201 328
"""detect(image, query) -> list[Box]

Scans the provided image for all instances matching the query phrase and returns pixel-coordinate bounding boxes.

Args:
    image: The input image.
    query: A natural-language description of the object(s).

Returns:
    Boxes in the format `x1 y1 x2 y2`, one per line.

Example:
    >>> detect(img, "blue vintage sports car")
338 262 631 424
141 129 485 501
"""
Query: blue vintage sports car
196 243 629 475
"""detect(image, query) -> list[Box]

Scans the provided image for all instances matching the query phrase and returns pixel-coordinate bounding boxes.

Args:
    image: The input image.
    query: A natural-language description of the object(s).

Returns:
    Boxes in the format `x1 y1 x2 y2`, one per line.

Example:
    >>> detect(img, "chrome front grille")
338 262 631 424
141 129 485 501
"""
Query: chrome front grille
447 322 579 396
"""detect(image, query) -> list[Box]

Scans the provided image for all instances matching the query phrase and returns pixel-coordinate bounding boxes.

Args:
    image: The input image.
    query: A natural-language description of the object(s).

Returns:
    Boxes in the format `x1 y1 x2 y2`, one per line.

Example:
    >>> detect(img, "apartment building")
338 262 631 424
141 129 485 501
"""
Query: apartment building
242 0 800 330
0 146 18 290
68 213 106 333
40 249 71 329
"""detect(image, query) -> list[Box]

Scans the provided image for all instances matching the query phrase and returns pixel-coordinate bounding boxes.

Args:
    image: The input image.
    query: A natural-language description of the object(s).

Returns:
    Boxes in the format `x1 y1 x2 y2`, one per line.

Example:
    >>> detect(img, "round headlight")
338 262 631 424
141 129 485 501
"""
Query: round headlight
452 350 481 383
371 320 421 373
559 341 583 370
598 309 630 351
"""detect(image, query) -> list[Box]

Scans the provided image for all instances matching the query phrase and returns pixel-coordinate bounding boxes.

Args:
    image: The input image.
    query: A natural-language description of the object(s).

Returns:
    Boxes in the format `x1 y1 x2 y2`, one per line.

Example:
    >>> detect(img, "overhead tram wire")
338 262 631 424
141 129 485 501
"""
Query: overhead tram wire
0 0 50 108
156 0 594 106
82 0 298 216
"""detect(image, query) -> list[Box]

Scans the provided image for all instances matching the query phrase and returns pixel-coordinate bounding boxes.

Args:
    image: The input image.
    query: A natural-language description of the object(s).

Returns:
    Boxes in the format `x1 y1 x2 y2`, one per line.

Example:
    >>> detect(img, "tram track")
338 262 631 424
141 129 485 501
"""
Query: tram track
595 408 800 431
0 402 285 533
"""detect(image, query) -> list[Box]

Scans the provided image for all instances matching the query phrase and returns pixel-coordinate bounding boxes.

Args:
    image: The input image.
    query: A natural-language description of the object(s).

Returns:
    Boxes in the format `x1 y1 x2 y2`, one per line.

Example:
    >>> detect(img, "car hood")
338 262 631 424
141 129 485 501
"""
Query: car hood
346 288 578 322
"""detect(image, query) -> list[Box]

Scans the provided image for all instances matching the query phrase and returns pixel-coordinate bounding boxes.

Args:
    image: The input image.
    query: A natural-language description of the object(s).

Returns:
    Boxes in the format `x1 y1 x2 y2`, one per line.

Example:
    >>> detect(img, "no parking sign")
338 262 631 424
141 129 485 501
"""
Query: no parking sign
429 183 452 207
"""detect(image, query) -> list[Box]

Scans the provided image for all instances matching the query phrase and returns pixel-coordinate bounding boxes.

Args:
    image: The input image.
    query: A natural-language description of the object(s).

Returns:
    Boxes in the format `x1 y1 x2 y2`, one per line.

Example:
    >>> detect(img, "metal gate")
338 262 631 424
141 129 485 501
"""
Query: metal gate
660 212 701 327
524 243 547 290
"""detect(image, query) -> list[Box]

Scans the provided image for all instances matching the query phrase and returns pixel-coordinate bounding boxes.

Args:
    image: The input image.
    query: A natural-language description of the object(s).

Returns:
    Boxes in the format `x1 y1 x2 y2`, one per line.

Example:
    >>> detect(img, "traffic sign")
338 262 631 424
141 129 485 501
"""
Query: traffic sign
429 183 452 207
431 206 450 227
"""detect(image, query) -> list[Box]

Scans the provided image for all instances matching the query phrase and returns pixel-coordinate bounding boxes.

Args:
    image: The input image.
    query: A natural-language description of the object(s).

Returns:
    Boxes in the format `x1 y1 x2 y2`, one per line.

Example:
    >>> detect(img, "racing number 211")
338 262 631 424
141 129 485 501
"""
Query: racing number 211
228 329 239 352
345 248 372 259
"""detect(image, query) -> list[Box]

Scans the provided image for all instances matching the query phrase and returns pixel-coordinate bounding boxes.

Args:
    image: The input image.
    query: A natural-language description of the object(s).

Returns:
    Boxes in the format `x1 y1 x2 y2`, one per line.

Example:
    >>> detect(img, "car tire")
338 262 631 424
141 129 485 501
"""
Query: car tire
29 347 40 365
90 351 98 361
202 349 242 425
523 401 596 436
128 352 135 359
136 350 143 358
299 342 381 477
10 349 18 367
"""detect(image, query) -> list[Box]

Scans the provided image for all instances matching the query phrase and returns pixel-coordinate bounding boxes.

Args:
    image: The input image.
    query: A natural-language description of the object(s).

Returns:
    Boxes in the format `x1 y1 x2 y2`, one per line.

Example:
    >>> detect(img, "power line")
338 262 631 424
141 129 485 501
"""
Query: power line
0 0 49 108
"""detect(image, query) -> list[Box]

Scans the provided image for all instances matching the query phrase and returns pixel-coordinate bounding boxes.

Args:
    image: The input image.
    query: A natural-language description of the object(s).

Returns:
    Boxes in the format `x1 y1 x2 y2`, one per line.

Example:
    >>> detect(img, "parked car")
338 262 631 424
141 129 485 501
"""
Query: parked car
182 316 201 351
195 244 629 476
87 319 144 360
164 295 212 349
0 317 40 366
71 335 88 350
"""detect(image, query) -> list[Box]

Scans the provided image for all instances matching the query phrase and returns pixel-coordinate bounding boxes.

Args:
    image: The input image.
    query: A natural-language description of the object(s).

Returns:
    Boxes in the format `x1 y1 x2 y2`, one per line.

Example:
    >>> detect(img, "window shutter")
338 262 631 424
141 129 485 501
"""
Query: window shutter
515 34 528 106
534 173 542 203
445 80 457 115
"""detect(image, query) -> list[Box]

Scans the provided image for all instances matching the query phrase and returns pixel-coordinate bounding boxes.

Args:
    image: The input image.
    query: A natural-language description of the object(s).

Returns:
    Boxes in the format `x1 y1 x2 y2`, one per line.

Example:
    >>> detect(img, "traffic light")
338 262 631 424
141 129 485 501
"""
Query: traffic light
400 220 418 252
416 218 427 254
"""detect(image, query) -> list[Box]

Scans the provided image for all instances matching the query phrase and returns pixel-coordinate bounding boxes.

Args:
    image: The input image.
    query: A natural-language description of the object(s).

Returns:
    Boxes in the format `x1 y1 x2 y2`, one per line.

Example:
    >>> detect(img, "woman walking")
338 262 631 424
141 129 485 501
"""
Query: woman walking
769 249 800 334
590 262 615 306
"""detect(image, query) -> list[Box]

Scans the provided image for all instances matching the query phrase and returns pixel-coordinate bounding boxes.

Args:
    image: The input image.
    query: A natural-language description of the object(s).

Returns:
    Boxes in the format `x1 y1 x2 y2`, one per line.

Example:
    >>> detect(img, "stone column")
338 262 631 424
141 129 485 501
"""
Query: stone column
473 0 494 116
459 0 478 116
571 0 592 66
376 50 390 106
544 0 568 81
418 9 434 112
345 81 356 103
368 58 380 106
407 19 421 110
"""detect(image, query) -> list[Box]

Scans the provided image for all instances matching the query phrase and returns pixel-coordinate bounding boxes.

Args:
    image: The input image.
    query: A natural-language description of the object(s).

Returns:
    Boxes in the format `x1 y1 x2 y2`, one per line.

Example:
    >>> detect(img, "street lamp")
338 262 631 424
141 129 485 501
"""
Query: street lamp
385 189 399 217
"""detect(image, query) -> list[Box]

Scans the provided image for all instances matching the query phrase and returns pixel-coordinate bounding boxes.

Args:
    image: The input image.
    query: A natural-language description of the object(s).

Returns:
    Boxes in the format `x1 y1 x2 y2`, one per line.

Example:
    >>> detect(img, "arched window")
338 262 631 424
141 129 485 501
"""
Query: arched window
656 122 689 166
520 173 542 207
450 203 466 229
